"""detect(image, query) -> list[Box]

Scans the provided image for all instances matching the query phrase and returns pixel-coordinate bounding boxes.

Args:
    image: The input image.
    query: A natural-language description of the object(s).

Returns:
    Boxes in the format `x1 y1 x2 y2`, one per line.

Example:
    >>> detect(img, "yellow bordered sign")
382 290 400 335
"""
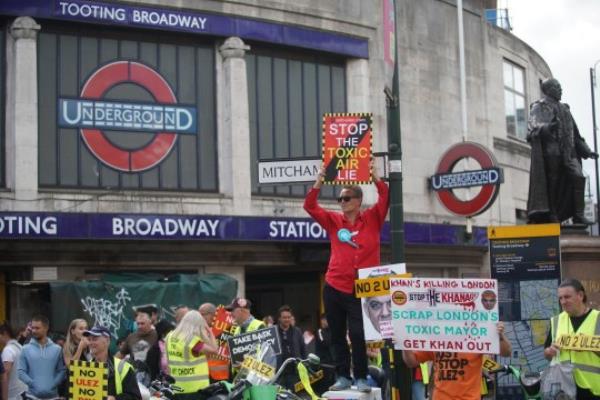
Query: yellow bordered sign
481 356 503 372
68 360 108 400
293 369 324 392
354 273 412 298
366 340 385 349
241 355 275 379
556 334 600 351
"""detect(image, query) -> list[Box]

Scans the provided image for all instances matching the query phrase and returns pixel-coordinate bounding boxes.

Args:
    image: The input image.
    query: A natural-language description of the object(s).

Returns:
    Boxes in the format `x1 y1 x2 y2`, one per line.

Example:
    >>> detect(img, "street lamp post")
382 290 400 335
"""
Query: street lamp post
590 60 600 234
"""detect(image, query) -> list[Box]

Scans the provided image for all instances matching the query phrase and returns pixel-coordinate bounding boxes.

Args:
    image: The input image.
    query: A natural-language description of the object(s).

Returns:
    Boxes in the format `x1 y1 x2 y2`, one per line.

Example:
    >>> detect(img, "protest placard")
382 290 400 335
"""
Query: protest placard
68 360 108 400
227 326 281 364
356 264 407 341
391 277 500 354
322 113 372 185
210 305 235 362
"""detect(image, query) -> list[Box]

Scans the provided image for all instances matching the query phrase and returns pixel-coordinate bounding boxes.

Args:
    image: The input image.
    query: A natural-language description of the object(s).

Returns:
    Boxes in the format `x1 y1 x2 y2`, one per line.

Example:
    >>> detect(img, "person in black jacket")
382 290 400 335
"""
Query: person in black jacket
276 305 307 390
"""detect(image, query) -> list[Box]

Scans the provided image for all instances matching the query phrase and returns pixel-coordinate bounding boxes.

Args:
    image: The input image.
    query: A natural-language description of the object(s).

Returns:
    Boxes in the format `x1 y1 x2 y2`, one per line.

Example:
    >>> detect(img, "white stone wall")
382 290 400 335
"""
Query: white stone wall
1 0 551 228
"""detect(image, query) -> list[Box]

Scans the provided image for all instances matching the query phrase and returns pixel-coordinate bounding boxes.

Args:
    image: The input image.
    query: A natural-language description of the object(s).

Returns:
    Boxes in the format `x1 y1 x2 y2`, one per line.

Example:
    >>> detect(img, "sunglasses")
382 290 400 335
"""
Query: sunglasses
337 196 356 203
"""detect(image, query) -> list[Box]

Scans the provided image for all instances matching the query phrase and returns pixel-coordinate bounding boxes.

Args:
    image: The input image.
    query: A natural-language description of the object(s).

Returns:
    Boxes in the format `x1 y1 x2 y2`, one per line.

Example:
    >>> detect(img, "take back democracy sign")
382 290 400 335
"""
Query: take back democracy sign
227 326 281 364
391 277 500 354
322 113 372 185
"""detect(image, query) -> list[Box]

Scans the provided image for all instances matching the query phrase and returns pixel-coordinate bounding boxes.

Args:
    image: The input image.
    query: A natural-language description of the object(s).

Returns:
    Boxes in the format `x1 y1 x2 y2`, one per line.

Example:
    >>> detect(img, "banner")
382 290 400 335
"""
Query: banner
391 277 500 354
69 360 108 400
227 327 282 364
321 113 372 185
50 274 237 342
356 263 407 341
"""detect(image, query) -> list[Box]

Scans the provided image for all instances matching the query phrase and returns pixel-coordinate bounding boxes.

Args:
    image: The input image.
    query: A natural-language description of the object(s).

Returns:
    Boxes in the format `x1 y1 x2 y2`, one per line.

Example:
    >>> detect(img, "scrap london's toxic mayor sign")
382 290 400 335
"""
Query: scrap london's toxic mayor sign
322 113 372 185
391 277 500 354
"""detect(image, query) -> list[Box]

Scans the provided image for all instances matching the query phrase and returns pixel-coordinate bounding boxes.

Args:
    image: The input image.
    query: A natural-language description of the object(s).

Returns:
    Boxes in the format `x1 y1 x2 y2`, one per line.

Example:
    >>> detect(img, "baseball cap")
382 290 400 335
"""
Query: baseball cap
83 326 111 338
225 298 252 311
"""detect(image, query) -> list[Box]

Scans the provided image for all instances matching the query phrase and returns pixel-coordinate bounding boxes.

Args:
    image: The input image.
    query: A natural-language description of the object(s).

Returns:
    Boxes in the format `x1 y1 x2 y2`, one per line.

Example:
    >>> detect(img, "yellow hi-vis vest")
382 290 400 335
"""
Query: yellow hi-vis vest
113 357 133 395
166 332 210 393
420 362 429 385
551 309 600 396
232 318 265 336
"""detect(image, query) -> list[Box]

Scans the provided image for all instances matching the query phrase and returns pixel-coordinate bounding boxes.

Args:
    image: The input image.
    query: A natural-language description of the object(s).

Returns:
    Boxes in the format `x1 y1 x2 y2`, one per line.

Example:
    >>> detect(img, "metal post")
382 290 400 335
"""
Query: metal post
386 0 411 398
590 64 600 234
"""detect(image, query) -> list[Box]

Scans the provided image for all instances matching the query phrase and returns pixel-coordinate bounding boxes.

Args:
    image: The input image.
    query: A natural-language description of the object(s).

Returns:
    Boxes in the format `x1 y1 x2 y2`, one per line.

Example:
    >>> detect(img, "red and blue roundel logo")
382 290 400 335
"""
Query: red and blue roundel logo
430 142 503 217
58 61 197 172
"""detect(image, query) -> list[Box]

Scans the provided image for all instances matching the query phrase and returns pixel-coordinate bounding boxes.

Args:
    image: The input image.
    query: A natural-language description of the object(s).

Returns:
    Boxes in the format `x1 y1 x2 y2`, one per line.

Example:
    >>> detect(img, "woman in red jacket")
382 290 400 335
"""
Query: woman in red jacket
304 163 389 392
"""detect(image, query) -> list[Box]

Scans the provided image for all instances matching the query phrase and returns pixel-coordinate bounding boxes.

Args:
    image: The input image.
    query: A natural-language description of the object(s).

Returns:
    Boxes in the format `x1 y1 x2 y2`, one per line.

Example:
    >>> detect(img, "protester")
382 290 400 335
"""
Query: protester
85 326 141 400
304 163 388 392
303 327 316 355
262 315 274 327
63 318 91 366
544 279 600 399
17 324 30 346
174 305 190 324
402 322 511 400
146 319 174 380
18 315 66 400
315 314 334 365
117 310 158 386
165 310 218 400
199 302 229 381
198 303 216 326
275 305 307 389
0 322 25 400
227 298 265 335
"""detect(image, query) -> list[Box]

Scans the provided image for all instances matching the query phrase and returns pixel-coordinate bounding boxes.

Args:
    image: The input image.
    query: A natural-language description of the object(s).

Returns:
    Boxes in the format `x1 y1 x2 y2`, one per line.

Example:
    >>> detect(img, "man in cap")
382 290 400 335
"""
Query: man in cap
227 298 265 336
85 326 141 400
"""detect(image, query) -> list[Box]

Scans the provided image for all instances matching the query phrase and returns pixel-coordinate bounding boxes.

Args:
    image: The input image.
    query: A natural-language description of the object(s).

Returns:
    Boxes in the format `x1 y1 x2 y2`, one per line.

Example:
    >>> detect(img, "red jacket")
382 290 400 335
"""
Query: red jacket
303 181 389 294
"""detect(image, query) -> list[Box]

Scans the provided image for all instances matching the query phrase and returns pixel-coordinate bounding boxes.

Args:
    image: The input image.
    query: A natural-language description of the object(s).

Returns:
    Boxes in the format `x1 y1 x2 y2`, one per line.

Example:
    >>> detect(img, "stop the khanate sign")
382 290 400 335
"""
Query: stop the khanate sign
322 113 372 185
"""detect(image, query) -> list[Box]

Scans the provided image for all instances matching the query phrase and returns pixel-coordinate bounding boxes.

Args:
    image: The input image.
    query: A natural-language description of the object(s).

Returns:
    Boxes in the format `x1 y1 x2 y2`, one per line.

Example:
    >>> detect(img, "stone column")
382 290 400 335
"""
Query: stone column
6 17 40 200
218 37 251 215
204 265 246 297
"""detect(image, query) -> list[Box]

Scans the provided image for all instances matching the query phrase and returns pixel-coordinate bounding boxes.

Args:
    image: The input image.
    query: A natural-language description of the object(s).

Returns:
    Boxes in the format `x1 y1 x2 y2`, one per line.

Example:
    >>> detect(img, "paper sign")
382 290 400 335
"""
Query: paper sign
556 334 600 351
210 305 235 362
68 360 108 400
227 326 281 363
482 356 503 372
241 355 275 379
357 264 407 341
391 277 500 354
322 113 372 185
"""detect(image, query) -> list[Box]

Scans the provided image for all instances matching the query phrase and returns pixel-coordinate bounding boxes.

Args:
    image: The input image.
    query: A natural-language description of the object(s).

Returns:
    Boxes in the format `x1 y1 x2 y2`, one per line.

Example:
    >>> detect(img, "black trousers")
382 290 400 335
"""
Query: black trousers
323 283 368 380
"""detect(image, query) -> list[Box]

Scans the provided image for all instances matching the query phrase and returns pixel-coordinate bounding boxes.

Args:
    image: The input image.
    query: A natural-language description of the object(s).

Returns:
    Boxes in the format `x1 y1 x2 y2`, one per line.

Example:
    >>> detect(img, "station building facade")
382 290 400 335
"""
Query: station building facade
0 0 551 328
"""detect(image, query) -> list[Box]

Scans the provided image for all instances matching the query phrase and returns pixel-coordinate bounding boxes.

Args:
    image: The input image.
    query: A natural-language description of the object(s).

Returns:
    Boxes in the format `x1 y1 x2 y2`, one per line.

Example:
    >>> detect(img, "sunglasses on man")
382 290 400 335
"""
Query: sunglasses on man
337 196 357 203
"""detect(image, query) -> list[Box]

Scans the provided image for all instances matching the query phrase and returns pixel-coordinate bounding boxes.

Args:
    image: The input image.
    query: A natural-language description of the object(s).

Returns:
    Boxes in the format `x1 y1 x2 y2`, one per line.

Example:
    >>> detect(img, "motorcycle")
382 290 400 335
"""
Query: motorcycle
486 364 542 400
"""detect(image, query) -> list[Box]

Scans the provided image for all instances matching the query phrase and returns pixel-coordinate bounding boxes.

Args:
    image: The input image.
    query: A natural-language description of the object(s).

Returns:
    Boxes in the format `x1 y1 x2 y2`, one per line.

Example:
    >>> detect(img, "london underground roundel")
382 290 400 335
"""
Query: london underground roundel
59 61 197 172
430 142 503 217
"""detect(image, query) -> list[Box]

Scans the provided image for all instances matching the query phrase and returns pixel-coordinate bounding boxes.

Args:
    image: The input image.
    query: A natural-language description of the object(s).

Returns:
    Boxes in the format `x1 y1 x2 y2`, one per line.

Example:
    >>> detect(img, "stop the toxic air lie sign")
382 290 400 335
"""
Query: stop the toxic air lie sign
322 113 372 185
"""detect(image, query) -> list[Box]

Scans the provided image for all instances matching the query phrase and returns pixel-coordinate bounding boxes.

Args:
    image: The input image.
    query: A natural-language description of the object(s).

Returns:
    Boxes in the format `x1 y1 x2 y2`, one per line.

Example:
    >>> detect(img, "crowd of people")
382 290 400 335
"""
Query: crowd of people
1 297 338 400
2 278 599 400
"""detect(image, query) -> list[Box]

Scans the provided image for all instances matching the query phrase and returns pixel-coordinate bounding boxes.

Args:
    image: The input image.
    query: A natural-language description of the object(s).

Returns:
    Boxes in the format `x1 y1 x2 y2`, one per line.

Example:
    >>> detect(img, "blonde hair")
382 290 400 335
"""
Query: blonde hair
171 310 211 345
63 318 88 361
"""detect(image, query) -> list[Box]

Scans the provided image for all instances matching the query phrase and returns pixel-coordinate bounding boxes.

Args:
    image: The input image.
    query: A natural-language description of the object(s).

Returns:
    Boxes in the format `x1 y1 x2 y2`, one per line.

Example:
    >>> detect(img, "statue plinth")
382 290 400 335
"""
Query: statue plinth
561 231 600 307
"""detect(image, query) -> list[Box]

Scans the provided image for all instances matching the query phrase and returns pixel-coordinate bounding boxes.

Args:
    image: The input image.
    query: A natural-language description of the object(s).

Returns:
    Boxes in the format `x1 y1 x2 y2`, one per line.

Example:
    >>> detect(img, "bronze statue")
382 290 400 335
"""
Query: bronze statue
527 78 598 224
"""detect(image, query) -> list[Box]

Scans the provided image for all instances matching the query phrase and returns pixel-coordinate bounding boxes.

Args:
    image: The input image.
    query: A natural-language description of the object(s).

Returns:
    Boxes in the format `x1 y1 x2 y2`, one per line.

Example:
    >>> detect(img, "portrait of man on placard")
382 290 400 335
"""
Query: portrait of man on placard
358 263 406 341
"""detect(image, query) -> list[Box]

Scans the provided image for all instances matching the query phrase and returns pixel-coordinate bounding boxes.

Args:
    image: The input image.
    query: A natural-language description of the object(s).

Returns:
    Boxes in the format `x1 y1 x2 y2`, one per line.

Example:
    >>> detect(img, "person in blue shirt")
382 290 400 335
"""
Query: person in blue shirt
18 315 66 399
